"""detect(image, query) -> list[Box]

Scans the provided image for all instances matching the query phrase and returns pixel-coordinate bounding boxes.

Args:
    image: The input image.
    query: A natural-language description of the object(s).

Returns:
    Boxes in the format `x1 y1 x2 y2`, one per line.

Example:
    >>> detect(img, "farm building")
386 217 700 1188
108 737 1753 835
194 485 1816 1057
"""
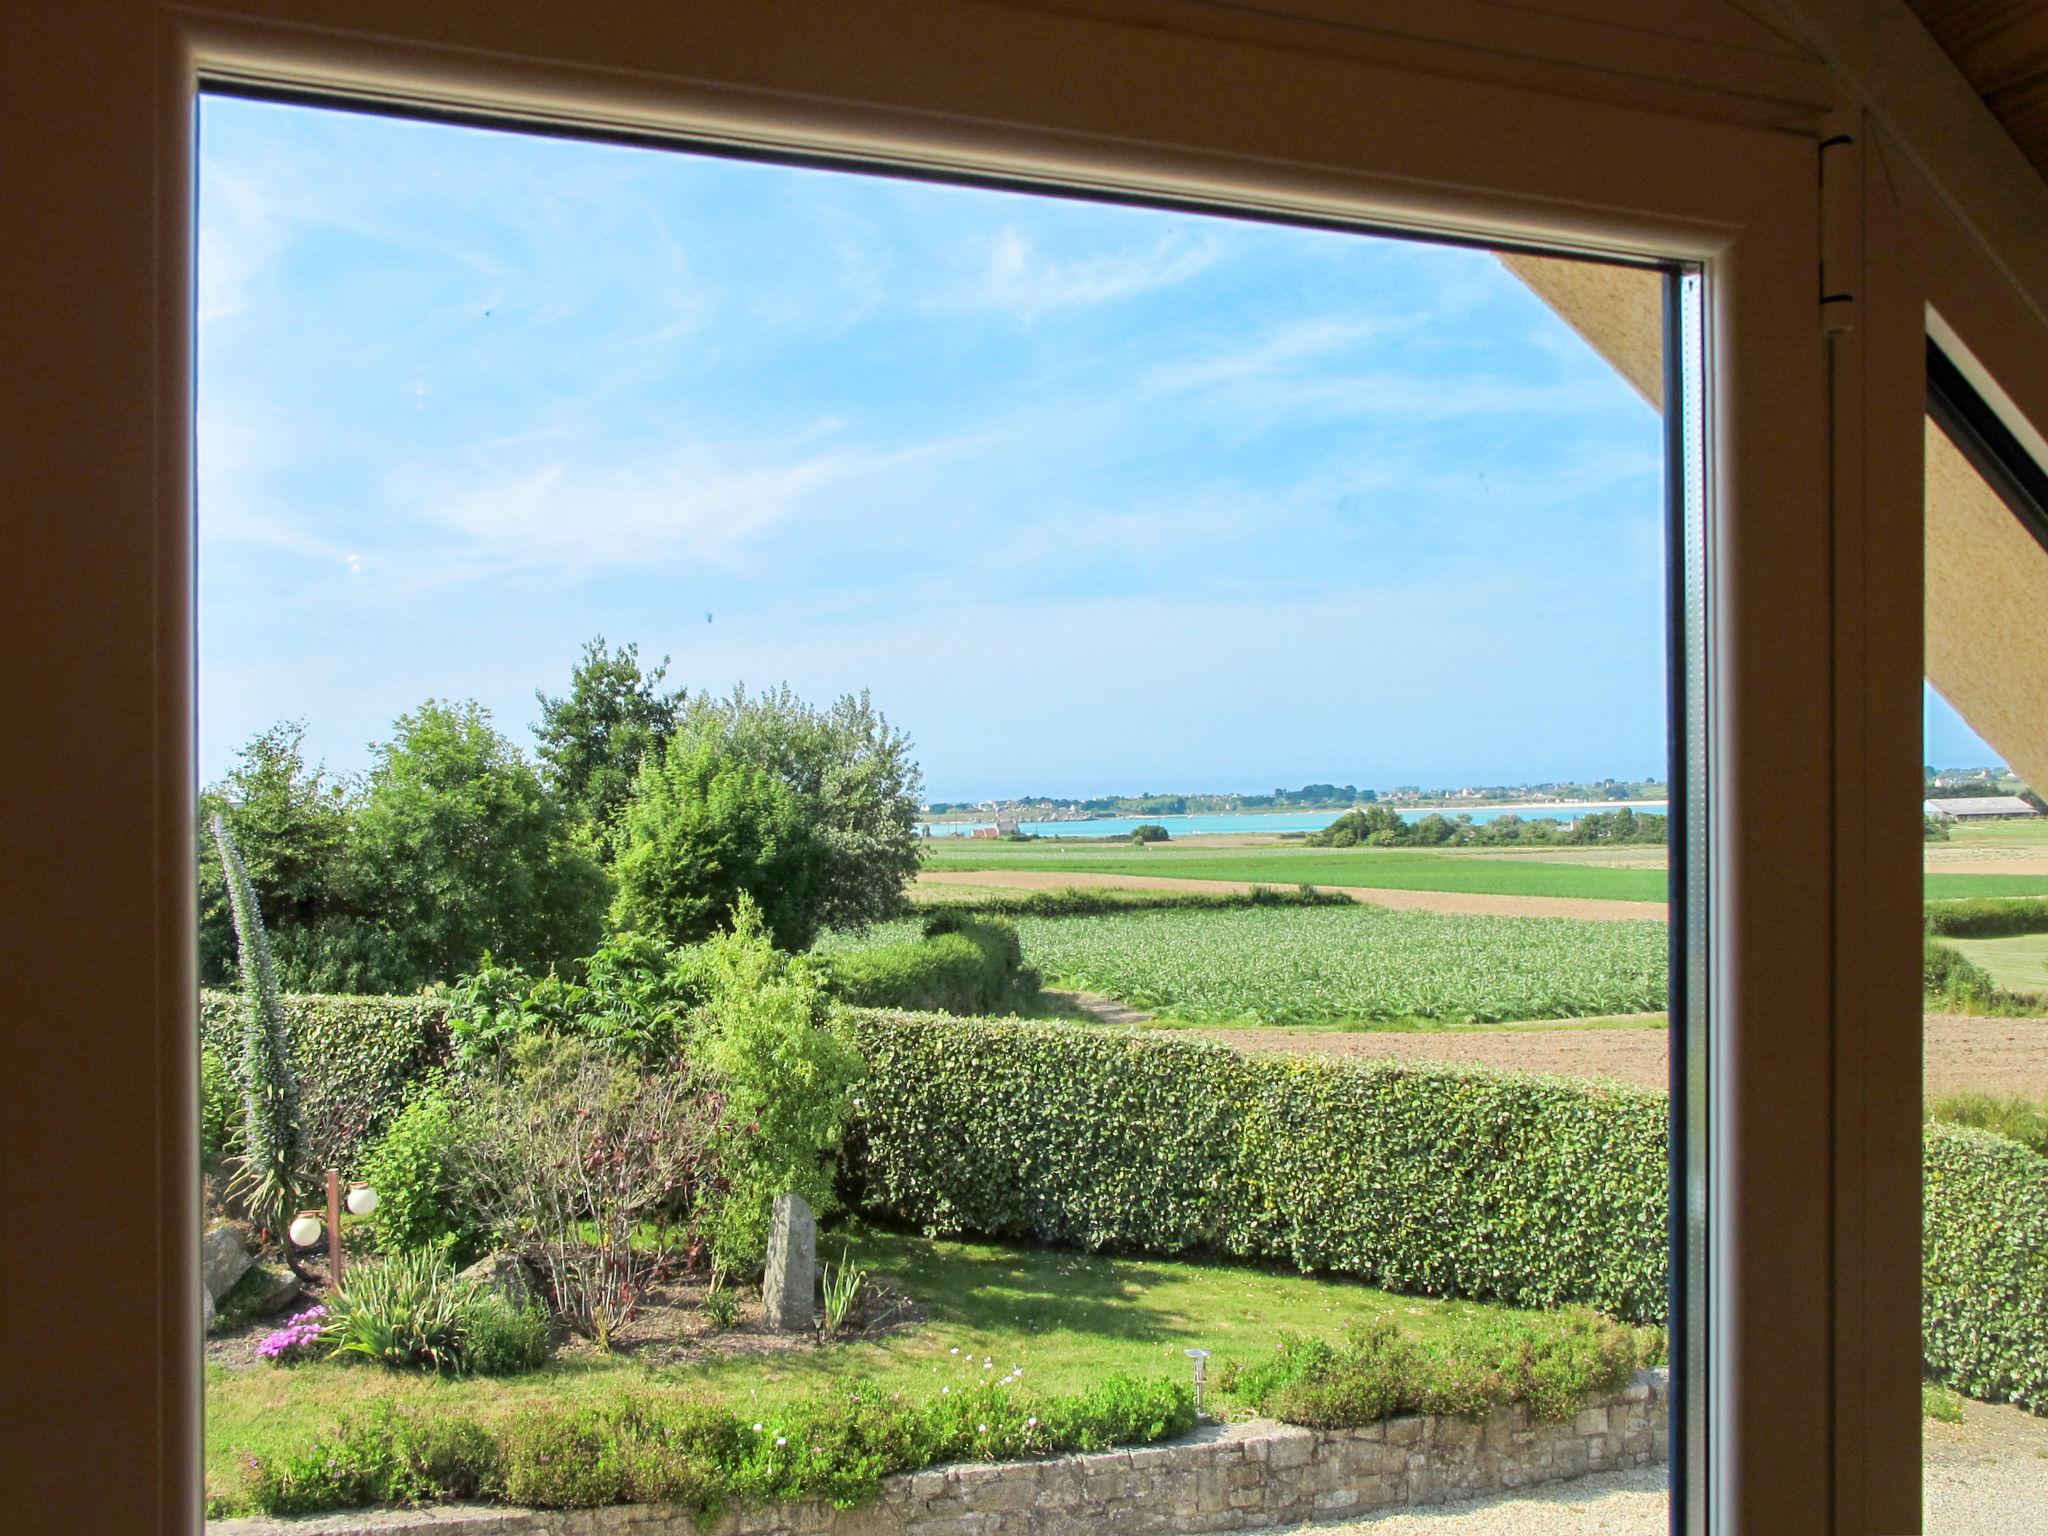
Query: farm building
1925 795 2040 820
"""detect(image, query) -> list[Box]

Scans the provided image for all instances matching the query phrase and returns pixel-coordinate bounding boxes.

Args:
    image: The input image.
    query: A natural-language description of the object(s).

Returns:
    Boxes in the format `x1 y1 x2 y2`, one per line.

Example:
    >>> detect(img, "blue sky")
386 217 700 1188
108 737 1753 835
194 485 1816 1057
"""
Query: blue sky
198 97 1998 802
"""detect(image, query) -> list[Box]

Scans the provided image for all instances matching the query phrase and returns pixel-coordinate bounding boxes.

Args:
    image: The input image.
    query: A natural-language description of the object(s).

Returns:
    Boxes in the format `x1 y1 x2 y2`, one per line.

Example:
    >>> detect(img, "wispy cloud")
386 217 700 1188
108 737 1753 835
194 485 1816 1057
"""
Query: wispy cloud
928 228 1219 320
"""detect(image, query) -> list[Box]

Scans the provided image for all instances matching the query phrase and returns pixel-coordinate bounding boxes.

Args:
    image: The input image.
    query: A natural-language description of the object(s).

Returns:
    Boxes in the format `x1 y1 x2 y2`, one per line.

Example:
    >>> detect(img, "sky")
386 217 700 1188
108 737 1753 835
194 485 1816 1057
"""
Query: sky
197 97 2000 803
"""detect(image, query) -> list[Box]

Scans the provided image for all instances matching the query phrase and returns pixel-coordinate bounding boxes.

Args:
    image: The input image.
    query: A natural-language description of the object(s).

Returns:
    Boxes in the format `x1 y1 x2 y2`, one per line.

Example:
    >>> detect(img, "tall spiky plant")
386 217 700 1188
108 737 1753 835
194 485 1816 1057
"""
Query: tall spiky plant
212 813 305 1242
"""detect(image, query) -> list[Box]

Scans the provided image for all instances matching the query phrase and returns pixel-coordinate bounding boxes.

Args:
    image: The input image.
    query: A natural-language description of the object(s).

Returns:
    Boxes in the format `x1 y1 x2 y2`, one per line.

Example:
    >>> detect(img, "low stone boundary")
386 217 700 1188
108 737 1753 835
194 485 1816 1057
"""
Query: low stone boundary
214 1369 1666 1536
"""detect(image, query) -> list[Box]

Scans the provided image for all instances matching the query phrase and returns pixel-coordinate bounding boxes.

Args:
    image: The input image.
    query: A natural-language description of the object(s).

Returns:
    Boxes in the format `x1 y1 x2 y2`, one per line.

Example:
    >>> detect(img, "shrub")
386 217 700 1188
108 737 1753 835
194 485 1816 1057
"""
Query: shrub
695 902 865 1272
244 1375 1193 1518
199 990 450 1170
247 1401 500 1516
1923 1123 2048 1411
358 1082 486 1263
1930 1092 2048 1156
823 917 1035 1015
1923 939 2041 1014
461 1295 555 1377
463 1037 723 1349
846 1014 1669 1322
324 1249 478 1373
1130 823 1170 843
1925 898 2048 938
1220 1310 1641 1430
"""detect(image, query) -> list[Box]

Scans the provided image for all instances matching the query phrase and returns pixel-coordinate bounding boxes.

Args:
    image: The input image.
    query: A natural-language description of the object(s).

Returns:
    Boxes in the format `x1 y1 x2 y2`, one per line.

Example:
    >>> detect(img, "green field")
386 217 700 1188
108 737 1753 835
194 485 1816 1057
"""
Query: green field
1947 933 2048 996
834 905 1668 1024
1926 874 2048 900
922 842 1668 902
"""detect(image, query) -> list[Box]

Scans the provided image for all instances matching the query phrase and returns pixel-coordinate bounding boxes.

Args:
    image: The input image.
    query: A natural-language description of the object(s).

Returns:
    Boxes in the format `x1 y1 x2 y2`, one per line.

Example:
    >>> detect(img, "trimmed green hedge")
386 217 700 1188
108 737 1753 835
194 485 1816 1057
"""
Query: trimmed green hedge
1926 898 2048 939
844 1013 1670 1324
822 917 1035 1015
1924 1123 2048 1411
200 991 450 1169
916 885 1353 919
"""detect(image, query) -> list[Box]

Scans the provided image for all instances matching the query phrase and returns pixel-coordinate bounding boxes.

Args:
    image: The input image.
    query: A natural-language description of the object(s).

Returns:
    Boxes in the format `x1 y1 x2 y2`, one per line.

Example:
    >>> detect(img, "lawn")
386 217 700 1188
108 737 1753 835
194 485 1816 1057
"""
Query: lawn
1927 874 2048 900
828 905 1668 1024
1946 933 2048 997
921 842 1669 902
204 1225 1526 1512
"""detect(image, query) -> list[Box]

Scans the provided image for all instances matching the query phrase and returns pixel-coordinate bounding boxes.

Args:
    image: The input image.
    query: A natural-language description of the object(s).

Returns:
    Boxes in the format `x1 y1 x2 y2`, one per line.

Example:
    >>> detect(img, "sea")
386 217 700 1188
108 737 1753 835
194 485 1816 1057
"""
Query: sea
916 803 1669 840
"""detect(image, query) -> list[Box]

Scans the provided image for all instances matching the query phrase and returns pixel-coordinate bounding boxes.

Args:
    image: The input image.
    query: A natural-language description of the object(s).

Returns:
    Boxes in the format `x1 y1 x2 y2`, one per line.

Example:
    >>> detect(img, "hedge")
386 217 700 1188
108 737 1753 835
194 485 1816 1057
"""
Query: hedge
199 990 450 1169
916 885 1352 919
1925 898 2048 939
846 1013 2048 1410
821 916 1035 1015
843 1012 1670 1324
1924 1123 2048 1411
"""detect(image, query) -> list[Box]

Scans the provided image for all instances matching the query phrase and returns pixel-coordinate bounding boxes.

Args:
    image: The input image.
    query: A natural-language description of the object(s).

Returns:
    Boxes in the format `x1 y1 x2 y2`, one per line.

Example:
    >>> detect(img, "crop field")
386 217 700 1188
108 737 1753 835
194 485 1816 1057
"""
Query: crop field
1945 933 2048 997
921 841 1669 902
833 905 1668 1025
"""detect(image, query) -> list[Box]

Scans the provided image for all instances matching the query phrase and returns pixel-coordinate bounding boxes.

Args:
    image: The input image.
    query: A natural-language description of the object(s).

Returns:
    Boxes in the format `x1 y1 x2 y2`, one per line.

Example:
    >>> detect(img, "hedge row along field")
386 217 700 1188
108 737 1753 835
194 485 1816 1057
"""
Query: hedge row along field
201 993 2048 1412
846 1012 2048 1410
830 905 1669 1024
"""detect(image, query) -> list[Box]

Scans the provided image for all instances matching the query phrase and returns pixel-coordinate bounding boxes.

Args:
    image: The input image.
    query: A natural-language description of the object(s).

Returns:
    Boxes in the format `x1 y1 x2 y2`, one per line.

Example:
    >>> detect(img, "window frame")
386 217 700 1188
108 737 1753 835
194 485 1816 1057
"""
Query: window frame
0 4 1953 1532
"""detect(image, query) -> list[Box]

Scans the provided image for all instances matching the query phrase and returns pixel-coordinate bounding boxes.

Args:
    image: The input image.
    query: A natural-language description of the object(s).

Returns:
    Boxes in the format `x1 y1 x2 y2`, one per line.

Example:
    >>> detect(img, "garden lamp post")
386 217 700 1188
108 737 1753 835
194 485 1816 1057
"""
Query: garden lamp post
1185 1347 1210 1417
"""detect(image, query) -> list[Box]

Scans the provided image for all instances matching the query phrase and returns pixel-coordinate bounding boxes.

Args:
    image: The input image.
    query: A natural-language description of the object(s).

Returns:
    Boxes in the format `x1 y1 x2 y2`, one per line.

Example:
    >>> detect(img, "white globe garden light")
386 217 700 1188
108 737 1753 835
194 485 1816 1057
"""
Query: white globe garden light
346 1182 379 1217
288 1211 324 1248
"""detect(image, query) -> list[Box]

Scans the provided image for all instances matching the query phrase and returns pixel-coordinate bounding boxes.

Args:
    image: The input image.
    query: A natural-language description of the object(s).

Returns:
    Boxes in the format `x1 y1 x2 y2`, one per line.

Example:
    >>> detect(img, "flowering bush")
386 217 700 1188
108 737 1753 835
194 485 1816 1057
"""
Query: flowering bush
257 1306 329 1365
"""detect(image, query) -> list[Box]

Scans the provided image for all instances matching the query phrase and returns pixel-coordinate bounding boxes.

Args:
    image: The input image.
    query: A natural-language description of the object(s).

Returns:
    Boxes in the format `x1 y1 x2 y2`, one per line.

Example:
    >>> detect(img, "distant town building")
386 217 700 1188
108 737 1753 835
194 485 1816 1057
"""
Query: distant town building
1925 795 2039 820
995 816 1020 835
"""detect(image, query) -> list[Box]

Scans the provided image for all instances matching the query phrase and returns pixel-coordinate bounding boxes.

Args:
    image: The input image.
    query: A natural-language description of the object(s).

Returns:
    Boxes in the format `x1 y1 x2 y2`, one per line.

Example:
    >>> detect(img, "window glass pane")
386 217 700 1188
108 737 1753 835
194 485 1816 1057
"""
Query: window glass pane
196 93 1682 1533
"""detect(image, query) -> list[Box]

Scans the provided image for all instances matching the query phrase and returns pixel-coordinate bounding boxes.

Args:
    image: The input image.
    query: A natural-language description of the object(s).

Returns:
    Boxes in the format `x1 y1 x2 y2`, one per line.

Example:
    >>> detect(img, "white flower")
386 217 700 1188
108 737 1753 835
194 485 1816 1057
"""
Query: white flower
978 1424 989 1434
752 1422 763 1433
942 1386 950 1394
775 1437 787 1447
1027 1417 1038 1428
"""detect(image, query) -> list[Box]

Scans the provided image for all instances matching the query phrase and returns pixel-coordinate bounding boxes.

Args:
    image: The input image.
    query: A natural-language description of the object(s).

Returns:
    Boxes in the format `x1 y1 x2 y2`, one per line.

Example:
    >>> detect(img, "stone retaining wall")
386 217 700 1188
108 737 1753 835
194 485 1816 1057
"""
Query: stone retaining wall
215 1369 1666 1536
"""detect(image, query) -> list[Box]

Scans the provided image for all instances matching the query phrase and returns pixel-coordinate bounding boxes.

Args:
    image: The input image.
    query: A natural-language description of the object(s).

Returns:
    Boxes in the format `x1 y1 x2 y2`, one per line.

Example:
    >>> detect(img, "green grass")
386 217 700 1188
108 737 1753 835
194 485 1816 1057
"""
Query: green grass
1945 934 2048 997
205 1226 1529 1511
1929 1091 2048 1154
921 842 1668 902
1926 874 2048 900
831 906 1666 1025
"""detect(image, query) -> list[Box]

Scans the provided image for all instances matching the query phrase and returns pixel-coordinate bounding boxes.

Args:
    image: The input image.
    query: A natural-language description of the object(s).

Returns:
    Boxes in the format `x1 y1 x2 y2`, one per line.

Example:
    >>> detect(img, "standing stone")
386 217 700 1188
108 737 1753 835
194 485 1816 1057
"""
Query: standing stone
762 1191 816 1332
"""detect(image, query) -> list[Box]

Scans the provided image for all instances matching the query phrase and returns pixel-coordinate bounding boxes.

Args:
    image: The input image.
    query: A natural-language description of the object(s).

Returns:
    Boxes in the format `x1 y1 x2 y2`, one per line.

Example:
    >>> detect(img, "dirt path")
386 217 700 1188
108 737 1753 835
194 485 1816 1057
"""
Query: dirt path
1039 988 1155 1027
916 869 1667 924
1191 1015 2048 1098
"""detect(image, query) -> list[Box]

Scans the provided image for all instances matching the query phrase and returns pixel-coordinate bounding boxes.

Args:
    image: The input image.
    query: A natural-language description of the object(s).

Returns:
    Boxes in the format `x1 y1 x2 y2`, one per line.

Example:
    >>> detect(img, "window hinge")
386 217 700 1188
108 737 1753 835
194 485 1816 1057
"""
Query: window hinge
1819 131 1858 337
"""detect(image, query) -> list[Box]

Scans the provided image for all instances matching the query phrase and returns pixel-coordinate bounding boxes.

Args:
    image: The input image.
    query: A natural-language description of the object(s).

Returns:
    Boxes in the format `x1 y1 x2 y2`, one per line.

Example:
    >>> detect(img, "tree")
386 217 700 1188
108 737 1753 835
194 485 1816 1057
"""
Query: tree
349 699 610 984
197 721 353 986
533 636 685 844
608 732 828 949
677 684 923 938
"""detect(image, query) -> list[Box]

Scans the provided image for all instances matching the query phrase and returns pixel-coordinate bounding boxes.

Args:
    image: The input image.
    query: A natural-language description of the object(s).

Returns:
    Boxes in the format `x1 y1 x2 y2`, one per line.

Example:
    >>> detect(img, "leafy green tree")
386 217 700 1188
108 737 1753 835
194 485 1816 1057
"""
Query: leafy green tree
694 898 864 1271
197 721 353 985
349 700 609 984
533 636 684 844
679 685 922 937
609 732 828 950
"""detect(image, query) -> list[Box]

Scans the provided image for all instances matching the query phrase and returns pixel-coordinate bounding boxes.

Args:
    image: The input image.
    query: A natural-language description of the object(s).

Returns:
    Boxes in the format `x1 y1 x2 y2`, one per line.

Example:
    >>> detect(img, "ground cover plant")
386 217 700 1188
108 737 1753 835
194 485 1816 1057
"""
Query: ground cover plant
920 842 1669 902
833 905 1668 1025
1217 1308 1648 1428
